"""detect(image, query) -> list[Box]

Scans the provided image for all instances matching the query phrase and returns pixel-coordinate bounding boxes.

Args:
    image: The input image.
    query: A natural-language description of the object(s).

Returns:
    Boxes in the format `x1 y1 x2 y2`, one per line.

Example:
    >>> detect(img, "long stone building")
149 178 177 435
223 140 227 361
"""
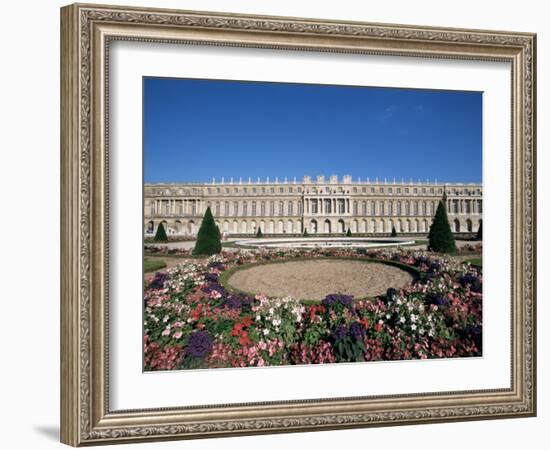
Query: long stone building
144 175 482 237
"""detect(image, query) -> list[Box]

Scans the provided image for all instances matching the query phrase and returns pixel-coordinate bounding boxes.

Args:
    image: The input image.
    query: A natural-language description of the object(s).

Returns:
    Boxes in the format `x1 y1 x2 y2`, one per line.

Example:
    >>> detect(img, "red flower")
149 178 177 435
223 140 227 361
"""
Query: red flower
239 332 252 346
375 322 383 332
190 304 203 320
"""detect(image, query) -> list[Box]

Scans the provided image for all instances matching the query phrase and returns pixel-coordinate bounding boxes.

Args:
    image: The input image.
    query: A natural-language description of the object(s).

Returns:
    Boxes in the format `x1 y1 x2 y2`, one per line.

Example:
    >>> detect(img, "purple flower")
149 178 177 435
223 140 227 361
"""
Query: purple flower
416 256 429 266
426 294 449 307
332 324 348 341
322 294 354 307
459 274 478 287
149 272 167 290
460 325 483 352
203 272 219 283
349 322 365 340
221 295 244 310
208 261 225 271
202 283 226 296
186 330 213 358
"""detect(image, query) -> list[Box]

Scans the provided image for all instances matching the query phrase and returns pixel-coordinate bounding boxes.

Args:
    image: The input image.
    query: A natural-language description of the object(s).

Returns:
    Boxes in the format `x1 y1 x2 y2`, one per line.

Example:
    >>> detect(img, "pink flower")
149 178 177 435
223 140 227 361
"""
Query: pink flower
173 331 183 339
161 327 171 336
209 290 222 299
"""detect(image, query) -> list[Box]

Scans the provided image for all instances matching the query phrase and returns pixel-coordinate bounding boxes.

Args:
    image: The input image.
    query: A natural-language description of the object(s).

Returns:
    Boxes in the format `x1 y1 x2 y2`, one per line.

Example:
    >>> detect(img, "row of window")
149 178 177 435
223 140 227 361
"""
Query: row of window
148 185 481 197
152 199 482 217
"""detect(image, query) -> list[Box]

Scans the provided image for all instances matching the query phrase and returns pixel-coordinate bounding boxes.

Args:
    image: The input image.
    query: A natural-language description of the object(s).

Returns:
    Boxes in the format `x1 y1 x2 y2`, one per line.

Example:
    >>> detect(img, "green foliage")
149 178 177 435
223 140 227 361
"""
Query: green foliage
256 227 263 238
332 330 365 363
391 226 397 237
192 207 222 256
154 222 168 242
465 257 482 267
144 258 167 273
346 228 352 237
476 219 482 240
428 201 456 253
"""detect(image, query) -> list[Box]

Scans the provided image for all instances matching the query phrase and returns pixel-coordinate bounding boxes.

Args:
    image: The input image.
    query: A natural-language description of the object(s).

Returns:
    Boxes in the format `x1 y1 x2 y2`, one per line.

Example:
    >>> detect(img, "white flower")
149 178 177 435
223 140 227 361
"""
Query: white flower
419 328 425 335
162 315 169 323
263 329 270 336
410 314 417 323
411 324 417 331
386 314 391 319
400 317 406 324
378 319 384 325
428 329 434 337
256 315 261 321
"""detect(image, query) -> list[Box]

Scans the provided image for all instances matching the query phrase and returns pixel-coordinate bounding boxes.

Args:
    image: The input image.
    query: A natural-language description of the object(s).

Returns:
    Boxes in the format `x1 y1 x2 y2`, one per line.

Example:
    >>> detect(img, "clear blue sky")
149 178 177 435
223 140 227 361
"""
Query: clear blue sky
143 77 482 183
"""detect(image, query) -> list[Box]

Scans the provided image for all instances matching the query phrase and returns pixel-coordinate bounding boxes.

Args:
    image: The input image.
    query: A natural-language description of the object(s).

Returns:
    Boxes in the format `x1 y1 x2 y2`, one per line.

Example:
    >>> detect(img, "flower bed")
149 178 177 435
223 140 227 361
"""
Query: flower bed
144 248 482 370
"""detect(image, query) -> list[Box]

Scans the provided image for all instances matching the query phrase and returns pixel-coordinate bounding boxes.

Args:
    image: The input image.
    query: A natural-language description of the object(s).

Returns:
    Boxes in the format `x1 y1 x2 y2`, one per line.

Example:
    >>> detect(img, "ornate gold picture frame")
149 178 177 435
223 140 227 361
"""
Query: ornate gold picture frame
60 3 536 446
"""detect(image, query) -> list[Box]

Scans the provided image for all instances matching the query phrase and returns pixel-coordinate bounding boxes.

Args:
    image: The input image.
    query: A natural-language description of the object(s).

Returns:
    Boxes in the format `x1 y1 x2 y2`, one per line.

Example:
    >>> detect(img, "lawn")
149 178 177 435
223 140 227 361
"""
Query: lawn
144 258 167 273
465 257 482 267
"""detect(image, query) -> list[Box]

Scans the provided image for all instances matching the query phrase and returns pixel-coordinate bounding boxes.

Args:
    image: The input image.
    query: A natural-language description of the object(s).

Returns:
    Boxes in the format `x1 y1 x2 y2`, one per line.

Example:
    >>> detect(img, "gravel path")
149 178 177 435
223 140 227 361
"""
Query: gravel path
227 259 414 300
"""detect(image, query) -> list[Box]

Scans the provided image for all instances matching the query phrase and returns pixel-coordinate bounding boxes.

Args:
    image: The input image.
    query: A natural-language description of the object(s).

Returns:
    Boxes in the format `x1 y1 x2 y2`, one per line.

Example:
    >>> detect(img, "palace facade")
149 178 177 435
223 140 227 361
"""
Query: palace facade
144 175 482 237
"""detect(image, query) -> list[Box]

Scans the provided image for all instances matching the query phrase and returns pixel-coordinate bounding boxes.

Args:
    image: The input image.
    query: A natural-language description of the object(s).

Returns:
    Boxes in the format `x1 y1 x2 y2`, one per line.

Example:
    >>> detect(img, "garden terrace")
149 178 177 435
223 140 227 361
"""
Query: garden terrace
143 248 483 370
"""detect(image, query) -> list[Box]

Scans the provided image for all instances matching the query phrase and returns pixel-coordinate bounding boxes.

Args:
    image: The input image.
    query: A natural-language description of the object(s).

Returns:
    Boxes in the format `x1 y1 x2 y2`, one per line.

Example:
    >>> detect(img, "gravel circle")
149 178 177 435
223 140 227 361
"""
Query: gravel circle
226 259 414 300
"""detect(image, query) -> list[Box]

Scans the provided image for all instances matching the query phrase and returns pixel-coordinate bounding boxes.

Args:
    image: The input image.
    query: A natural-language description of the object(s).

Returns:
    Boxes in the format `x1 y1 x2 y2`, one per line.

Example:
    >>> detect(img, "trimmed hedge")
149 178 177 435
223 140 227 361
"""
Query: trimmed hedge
476 219 482 240
428 201 456 253
192 207 222 256
153 222 168 242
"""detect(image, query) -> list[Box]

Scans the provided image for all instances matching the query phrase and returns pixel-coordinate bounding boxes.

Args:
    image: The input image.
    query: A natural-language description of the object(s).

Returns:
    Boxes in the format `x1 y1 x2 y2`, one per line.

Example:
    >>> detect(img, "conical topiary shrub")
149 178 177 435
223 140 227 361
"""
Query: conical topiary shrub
192 207 222 256
303 229 309 237
256 227 263 238
476 219 482 240
346 228 352 237
154 222 168 242
428 201 456 253
391 226 397 237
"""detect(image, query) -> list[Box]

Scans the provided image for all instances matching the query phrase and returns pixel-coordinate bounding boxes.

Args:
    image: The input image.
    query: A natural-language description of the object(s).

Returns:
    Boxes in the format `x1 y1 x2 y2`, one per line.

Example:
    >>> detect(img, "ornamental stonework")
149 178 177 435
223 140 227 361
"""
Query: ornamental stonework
144 175 482 236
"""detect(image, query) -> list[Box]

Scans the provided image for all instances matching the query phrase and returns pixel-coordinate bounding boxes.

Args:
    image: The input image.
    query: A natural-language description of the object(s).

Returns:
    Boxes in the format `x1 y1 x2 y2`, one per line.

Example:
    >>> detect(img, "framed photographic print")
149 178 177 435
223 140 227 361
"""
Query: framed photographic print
60 3 537 446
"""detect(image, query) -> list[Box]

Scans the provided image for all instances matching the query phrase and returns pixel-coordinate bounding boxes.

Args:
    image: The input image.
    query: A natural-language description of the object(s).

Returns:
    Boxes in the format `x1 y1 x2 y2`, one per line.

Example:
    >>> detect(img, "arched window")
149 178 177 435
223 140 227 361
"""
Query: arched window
454 219 461 232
